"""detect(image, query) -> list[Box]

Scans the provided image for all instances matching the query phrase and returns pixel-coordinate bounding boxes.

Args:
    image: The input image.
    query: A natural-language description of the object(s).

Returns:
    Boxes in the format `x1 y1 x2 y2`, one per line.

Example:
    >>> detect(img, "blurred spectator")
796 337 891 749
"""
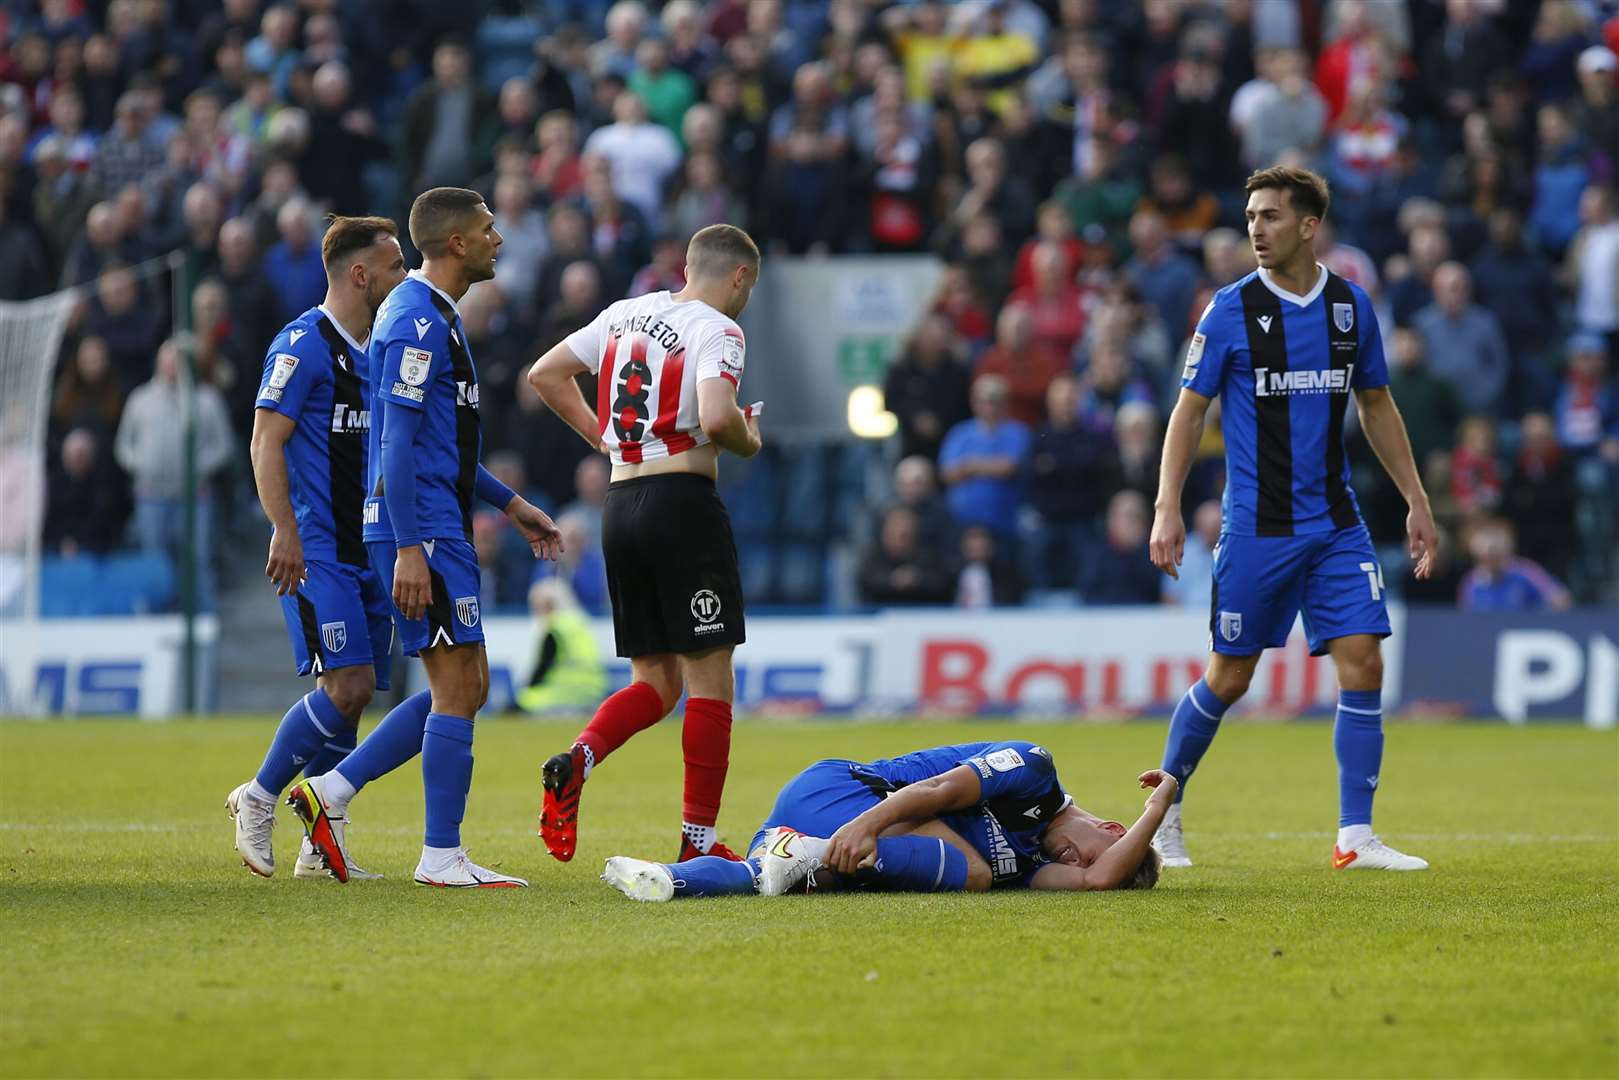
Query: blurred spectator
628 233 687 297
1471 209 1560 408
578 162 652 293
30 135 98 275
52 336 125 440
43 427 128 557
1413 262 1508 417
27 85 96 171
952 1 1039 117
559 456 610 555
763 63 849 252
215 216 279 365
494 368 593 508
1330 81 1407 201
1449 415 1503 518
1554 333 1619 457
0 197 48 300
489 174 548 307
1005 242 1087 357
1314 219 1378 298
1386 327 1463 471
930 263 993 345
402 39 498 192
974 304 1069 427
1502 412 1578 581
93 93 166 198
1139 154 1220 249
1163 499 1222 608
262 199 324 324
1100 401 1162 507
1386 221 1450 327
181 89 249 197
957 212 1014 312
1572 47 1619 166
1153 45 1237 191
629 39 697 136
221 71 279 150
591 1 650 81
541 260 606 354
533 110 585 204
935 136 1035 255
1458 517 1571 612
516 578 608 715
303 62 385 215
245 4 301 100
1565 185 1618 344
1528 102 1590 255
1026 373 1112 589
85 262 161 380
584 91 682 228
883 313 971 461
494 78 539 149
1521 1 1592 104
668 150 746 240
1124 209 1200 338
1077 344 1156 435
662 1 720 83
852 110 935 253
1012 201 1084 292
537 510 609 616
954 524 1024 608
113 339 235 613
883 455 955 556
1236 47 1326 172
1076 490 1162 605
534 203 602 326
1418 0 1511 133
859 506 953 606
938 374 1031 540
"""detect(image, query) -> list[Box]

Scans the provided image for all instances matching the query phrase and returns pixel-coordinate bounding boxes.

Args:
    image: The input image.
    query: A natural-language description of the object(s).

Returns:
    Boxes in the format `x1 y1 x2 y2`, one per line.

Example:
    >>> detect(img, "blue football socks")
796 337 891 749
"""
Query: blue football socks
255 689 345 796
669 856 760 897
1334 688 1383 827
332 690 431 792
1161 678 1232 802
858 836 969 892
422 712 475 849
304 721 357 781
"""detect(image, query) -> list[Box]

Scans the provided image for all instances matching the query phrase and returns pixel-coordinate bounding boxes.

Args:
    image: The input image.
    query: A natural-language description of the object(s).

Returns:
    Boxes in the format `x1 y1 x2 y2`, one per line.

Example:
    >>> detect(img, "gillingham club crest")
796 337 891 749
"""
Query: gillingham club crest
1332 302 1355 333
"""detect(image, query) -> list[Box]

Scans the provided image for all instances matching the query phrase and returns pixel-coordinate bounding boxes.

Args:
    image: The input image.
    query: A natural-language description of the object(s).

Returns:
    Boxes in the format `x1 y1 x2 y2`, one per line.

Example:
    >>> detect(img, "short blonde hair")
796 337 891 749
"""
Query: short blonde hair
685 223 760 281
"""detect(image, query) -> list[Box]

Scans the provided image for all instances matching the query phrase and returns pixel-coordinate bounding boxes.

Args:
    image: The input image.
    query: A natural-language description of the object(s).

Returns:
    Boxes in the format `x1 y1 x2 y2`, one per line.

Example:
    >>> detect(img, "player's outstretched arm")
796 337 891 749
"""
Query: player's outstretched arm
1030 770 1179 892
1355 386 1438 579
529 341 608 454
249 408 303 596
1150 388 1212 580
697 377 762 458
474 465 563 561
823 765 983 874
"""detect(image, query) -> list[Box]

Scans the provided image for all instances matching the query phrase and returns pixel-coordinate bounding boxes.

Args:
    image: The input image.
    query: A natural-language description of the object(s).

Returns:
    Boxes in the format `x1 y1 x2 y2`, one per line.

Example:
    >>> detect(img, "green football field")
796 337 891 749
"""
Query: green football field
0 717 1614 1079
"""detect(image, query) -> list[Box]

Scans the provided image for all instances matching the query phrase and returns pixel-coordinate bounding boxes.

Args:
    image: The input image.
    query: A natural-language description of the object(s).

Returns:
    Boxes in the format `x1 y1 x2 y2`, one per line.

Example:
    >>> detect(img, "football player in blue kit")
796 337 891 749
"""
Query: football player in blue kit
1149 166 1439 872
601 741 1174 901
287 187 562 888
227 216 406 879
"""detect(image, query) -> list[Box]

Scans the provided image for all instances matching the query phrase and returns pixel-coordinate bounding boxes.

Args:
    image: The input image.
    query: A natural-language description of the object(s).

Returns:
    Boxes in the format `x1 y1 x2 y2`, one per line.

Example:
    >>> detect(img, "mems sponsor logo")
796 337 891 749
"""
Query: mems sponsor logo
1254 364 1354 396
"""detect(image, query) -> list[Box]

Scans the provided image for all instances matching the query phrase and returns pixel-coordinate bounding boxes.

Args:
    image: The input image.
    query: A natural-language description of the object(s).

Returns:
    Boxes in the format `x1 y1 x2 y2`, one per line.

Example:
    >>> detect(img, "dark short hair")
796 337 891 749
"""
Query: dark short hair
321 214 398 272
1120 845 1163 890
1245 165 1330 221
408 187 488 257
686 223 760 281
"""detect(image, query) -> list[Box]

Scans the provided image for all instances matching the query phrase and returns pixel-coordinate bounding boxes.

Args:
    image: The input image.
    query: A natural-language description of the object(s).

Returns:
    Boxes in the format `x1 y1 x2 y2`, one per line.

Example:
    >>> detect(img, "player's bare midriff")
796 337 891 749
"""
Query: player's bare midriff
609 441 719 483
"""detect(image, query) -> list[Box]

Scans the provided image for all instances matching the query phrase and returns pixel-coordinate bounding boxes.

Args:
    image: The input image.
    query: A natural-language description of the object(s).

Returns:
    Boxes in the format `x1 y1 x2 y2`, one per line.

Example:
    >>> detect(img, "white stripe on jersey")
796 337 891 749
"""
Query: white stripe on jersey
563 291 745 466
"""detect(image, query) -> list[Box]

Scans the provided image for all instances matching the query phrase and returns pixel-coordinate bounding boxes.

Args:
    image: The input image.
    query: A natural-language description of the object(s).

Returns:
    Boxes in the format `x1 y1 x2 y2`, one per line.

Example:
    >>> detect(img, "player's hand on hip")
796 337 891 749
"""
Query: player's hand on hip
393 544 431 621
1149 507 1185 579
825 819 879 875
1406 500 1439 580
265 527 304 597
508 499 564 561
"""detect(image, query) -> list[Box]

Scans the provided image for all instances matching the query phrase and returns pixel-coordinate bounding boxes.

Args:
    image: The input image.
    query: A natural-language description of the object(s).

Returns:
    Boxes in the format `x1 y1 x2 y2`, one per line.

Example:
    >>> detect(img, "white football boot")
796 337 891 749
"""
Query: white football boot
755 827 822 896
601 856 676 902
1152 804 1192 868
413 848 528 888
226 782 276 877
294 815 382 880
1332 835 1429 871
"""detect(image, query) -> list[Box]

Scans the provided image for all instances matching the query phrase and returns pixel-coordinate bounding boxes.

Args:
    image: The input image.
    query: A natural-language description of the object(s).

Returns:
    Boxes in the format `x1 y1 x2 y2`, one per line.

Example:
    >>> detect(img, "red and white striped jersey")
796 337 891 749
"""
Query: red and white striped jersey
564 291 746 465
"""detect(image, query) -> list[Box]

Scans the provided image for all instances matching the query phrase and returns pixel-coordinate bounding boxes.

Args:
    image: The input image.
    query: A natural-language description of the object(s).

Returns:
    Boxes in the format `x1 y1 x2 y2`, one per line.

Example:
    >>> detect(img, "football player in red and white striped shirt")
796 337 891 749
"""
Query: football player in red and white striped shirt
528 224 763 864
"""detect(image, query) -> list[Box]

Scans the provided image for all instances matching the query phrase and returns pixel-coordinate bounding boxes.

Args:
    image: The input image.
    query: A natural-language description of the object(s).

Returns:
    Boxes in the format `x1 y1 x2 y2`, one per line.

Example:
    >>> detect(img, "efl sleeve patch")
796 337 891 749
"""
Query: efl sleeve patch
1182 332 1206 380
268 353 299 389
400 347 432 387
983 748 1025 773
721 332 744 377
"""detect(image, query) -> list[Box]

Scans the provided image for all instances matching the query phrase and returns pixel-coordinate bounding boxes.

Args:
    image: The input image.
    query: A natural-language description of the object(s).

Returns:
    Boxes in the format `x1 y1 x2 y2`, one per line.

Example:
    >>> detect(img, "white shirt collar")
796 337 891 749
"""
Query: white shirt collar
316 304 370 354
408 268 463 321
1256 262 1328 308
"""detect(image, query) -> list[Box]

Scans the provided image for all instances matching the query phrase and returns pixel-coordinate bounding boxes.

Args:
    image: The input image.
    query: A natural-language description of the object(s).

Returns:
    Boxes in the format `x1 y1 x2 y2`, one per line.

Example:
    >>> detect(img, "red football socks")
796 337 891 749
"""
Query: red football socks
575 681 667 766
680 697 733 827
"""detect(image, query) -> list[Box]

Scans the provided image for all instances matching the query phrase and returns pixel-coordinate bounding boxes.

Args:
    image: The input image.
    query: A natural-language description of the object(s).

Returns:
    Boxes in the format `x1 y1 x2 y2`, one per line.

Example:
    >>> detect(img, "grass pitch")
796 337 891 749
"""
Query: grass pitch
0 716 1614 1079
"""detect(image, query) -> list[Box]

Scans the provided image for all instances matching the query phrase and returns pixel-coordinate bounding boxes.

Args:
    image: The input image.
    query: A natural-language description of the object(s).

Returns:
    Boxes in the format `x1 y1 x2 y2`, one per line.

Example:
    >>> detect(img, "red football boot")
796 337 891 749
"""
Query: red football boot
539 745 588 862
677 836 744 862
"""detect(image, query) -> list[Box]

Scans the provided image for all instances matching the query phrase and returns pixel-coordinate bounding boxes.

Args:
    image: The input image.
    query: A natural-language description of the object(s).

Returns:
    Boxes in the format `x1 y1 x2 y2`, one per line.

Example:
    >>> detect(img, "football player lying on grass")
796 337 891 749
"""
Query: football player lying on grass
601 741 1174 901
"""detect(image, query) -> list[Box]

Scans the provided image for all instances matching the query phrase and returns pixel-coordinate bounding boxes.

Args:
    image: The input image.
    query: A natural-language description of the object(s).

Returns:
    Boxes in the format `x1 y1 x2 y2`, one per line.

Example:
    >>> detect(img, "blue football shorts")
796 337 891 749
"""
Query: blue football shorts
278 558 394 689
367 538 485 657
1209 524 1392 657
746 759 885 857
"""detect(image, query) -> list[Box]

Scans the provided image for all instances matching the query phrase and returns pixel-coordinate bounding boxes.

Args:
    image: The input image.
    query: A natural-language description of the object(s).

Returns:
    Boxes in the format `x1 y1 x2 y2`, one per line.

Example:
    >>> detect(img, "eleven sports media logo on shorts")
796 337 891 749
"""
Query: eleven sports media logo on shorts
691 589 725 634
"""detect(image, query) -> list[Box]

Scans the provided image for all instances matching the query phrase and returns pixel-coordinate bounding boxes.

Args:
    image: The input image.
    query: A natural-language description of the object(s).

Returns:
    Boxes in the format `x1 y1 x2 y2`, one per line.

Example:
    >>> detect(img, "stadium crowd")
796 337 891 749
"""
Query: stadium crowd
1 0 1616 617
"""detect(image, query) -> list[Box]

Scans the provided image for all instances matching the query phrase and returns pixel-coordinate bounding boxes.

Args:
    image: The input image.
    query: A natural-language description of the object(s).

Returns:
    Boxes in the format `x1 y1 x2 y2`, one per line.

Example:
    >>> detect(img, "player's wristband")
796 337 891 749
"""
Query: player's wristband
475 464 516 511
381 401 423 548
